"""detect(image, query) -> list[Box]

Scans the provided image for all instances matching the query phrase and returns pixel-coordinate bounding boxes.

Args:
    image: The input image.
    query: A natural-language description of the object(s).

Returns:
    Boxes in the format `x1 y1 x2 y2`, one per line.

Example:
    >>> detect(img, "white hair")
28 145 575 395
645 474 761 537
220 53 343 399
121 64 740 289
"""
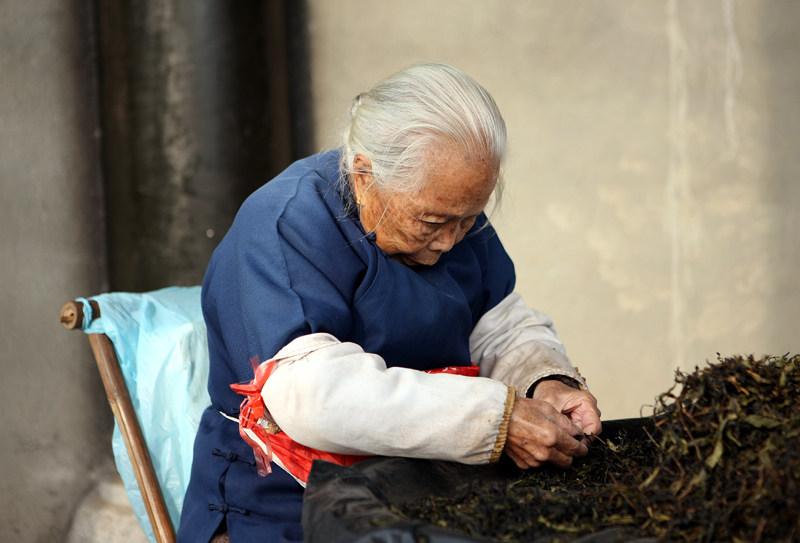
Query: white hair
339 62 507 201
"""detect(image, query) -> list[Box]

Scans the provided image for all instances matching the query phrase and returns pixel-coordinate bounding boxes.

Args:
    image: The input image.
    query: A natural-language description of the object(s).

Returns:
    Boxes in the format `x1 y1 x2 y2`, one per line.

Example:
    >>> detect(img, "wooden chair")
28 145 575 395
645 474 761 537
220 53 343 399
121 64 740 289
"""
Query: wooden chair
60 289 205 543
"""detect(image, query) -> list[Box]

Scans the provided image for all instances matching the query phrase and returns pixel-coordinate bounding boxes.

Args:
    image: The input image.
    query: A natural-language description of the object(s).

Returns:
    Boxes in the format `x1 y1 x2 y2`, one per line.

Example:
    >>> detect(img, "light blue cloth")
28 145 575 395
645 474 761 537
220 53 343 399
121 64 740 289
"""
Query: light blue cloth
83 286 211 543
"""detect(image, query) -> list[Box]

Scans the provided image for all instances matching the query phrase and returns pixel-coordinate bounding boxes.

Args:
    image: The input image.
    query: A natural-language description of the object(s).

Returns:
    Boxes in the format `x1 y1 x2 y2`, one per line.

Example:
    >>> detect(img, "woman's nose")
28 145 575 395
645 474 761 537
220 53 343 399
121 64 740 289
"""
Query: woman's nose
428 223 460 252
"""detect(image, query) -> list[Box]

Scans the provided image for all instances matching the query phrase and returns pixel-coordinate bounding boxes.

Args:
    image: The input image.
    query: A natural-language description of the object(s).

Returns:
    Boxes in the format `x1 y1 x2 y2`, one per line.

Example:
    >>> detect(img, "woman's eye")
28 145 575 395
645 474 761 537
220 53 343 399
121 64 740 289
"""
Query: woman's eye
416 219 443 236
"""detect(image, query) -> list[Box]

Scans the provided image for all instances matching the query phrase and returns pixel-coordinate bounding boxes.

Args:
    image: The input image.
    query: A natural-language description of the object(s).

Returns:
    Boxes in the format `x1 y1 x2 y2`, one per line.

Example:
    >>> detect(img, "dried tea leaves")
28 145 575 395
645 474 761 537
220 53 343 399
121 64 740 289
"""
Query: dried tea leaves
400 354 800 543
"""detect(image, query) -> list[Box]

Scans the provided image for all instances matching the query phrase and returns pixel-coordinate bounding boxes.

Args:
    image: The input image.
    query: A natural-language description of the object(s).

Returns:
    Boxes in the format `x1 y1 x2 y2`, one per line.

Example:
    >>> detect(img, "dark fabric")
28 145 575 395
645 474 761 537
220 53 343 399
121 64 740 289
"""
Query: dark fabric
303 419 658 543
178 150 516 543
178 407 305 543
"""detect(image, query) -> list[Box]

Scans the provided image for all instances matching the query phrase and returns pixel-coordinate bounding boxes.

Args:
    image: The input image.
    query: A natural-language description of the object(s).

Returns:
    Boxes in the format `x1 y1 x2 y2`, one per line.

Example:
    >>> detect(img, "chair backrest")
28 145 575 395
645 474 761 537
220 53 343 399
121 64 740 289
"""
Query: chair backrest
61 287 211 543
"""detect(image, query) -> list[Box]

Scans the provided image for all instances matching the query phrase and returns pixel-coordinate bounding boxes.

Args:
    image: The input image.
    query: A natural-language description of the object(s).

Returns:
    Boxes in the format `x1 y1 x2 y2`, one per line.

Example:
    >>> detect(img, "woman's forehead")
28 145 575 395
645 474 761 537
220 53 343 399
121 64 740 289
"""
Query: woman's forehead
403 158 497 217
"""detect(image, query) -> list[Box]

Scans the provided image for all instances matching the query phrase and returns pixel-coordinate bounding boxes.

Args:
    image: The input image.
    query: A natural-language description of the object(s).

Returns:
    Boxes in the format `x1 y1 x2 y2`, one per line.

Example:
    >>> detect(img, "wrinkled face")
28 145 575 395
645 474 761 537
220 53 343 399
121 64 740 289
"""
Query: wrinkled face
352 149 498 267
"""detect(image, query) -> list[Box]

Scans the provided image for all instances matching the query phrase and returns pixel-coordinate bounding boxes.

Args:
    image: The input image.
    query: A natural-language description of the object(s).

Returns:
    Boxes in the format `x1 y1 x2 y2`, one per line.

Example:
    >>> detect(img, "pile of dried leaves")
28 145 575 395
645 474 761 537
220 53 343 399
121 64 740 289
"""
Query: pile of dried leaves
401 354 800 542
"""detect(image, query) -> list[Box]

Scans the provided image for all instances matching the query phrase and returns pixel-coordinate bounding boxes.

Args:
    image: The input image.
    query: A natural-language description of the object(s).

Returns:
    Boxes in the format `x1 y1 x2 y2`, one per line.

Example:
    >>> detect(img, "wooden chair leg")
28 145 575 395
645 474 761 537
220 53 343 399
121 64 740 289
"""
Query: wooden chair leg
88 333 177 543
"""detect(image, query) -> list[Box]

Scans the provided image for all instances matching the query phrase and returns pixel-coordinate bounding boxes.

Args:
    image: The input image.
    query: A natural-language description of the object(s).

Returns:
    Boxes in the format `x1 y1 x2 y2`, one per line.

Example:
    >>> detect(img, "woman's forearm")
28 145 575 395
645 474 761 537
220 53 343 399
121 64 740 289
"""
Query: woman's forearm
260 333 515 464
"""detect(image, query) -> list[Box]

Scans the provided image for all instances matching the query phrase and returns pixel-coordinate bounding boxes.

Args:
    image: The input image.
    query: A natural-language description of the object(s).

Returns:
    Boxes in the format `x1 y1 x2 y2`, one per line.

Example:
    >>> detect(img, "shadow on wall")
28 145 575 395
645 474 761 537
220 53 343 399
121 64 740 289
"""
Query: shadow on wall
96 0 313 292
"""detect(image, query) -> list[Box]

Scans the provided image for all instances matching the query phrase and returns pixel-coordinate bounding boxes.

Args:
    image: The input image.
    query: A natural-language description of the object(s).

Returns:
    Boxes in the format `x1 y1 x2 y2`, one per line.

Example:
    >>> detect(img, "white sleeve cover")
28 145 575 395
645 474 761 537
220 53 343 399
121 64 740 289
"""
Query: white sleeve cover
469 292 587 396
260 333 514 464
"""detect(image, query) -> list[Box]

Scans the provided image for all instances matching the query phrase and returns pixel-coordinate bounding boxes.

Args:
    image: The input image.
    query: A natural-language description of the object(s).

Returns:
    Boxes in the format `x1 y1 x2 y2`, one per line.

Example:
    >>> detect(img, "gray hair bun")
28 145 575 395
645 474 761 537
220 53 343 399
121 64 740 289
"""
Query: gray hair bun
340 62 507 196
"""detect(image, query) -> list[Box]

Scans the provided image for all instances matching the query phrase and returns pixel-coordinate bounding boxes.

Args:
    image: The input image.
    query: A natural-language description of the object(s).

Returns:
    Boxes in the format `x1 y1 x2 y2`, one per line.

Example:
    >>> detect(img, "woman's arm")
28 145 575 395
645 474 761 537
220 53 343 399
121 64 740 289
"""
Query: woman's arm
260 333 515 464
469 292 586 395
469 292 602 468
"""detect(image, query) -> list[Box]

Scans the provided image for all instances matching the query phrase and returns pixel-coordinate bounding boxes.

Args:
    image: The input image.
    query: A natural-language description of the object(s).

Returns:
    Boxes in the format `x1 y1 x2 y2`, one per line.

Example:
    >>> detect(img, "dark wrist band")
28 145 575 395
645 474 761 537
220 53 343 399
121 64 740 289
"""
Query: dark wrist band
526 375 581 398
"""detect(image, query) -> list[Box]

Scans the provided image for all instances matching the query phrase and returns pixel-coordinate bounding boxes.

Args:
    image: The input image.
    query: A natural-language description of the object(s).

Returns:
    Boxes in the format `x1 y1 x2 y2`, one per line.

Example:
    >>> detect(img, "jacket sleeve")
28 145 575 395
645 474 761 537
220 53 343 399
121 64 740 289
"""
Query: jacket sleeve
260 334 515 464
469 292 587 396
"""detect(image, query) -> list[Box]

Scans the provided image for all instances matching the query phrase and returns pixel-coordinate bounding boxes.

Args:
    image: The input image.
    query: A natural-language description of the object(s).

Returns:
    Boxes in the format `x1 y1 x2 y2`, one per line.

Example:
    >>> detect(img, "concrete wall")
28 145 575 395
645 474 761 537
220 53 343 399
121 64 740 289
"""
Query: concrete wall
306 0 800 419
0 0 113 541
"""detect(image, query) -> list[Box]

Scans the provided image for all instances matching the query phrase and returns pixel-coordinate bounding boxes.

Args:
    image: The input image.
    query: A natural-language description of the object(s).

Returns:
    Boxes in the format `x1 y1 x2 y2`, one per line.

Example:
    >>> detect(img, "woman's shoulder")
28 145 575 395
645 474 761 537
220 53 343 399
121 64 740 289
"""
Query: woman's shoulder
241 150 343 214
226 151 351 243
461 213 504 255
224 150 366 267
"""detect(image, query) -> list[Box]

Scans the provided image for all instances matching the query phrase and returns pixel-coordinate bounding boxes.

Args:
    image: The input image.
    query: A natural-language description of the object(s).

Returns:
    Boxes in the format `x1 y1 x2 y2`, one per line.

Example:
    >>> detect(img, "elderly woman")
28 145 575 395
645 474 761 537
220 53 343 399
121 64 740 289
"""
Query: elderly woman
178 62 602 543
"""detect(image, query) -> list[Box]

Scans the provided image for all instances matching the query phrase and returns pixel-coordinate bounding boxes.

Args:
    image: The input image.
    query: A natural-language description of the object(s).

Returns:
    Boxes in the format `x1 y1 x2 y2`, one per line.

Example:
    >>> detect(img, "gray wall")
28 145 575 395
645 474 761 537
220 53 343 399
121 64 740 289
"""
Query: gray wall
307 0 800 419
0 0 112 541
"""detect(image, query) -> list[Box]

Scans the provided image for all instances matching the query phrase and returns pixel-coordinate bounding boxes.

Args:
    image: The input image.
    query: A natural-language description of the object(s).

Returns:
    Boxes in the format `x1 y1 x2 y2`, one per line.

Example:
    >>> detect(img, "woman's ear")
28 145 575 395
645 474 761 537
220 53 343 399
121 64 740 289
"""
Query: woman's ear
351 154 373 204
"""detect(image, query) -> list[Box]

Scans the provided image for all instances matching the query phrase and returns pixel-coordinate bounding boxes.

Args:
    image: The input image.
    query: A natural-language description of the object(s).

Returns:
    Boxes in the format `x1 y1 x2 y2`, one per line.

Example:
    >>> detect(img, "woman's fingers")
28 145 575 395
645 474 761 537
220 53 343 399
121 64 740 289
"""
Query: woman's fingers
533 380 603 436
506 440 574 469
573 406 602 436
561 398 602 436
505 397 589 469
503 378 604 469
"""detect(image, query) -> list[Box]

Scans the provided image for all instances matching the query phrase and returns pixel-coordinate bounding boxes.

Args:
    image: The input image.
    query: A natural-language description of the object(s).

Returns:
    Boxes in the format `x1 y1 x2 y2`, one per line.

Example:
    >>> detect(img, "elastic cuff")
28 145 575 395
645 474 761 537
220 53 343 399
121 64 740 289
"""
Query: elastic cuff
490 386 516 463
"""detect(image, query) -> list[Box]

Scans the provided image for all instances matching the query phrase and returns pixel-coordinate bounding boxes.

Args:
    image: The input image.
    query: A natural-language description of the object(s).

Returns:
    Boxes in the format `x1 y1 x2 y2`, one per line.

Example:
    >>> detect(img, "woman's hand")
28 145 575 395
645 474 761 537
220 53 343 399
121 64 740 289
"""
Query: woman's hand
505 397 588 468
532 379 602 437
504 380 602 469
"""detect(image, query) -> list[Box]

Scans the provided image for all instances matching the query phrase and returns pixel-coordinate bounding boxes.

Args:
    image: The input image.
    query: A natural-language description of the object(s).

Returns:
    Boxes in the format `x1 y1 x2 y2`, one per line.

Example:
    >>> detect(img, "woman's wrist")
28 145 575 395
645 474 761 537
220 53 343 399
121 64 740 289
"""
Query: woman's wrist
526 375 581 398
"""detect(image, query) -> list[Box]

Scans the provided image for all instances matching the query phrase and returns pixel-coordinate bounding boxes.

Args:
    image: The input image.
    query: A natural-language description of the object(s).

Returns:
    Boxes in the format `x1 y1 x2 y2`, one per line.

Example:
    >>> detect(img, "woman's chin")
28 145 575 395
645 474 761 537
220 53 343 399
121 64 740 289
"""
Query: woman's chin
393 253 440 267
